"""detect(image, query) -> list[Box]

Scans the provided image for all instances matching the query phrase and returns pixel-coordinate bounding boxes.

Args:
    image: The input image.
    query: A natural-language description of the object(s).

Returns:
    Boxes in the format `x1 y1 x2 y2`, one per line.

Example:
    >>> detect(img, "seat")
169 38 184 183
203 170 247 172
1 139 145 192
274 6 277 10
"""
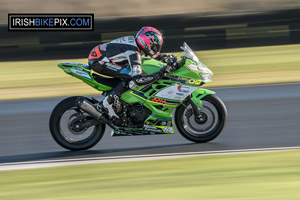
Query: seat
92 73 121 88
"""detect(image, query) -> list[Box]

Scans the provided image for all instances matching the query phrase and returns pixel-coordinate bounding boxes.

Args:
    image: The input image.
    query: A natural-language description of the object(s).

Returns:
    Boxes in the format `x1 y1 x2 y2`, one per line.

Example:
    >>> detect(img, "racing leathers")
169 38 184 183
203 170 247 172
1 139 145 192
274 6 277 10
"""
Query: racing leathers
88 36 175 119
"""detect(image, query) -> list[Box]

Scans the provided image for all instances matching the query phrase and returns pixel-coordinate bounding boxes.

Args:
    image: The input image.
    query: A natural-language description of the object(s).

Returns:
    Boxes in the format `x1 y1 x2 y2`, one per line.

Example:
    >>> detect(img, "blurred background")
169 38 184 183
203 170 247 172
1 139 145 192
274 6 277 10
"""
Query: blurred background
1 0 300 61
1 0 300 21
1 1 300 199
1 0 300 100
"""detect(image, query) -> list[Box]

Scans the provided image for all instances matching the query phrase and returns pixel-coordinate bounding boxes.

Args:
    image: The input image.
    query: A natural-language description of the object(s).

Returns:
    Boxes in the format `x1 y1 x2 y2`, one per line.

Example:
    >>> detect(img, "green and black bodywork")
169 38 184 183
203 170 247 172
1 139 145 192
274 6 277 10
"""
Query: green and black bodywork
50 43 227 150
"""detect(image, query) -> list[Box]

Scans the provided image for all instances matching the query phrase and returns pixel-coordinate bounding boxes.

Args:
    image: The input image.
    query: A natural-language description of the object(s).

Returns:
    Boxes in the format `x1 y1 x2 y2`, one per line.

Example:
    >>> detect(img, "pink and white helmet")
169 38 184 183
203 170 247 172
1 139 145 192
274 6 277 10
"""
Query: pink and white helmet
135 26 163 58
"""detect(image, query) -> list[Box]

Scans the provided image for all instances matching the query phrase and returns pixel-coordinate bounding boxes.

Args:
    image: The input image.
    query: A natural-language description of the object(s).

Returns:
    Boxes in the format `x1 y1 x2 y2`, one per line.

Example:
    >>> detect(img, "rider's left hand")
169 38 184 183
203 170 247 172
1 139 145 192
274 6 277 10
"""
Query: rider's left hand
157 54 178 77
166 54 177 69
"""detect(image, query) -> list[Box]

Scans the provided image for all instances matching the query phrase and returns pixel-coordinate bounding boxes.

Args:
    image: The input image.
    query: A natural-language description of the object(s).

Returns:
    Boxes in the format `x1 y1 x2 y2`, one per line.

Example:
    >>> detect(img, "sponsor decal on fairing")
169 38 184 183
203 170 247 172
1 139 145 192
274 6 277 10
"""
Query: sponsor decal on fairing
151 98 166 103
187 64 212 74
70 68 92 79
154 83 197 100
143 125 173 133
144 125 162 132
177 85 190 93
163 127 173 133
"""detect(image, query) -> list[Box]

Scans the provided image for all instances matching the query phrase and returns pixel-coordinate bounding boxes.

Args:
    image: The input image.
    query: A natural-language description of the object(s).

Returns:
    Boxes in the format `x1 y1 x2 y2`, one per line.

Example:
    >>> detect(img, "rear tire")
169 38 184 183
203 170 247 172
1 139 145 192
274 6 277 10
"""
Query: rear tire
49 96 105 151
175 94 227 143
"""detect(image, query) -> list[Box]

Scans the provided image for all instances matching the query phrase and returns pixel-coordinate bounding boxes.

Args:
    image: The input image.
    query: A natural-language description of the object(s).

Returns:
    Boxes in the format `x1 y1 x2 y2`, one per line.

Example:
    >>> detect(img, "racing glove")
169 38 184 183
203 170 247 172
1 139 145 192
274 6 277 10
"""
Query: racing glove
156 54 177 64
161 55 178 74
130 63 178 89
129 55 178 88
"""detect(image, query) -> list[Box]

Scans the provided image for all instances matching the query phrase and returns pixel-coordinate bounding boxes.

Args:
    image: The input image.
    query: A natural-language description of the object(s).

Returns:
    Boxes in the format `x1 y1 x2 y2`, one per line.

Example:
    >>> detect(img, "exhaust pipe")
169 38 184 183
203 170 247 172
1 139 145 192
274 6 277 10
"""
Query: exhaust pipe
75 97 117 129
76 97 102 119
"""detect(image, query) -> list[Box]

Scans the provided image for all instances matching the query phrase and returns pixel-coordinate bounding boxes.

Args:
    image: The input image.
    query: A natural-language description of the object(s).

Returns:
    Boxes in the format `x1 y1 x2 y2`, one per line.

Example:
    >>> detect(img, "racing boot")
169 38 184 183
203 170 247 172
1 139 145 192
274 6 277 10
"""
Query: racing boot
98 91 119 119
97 80 127 119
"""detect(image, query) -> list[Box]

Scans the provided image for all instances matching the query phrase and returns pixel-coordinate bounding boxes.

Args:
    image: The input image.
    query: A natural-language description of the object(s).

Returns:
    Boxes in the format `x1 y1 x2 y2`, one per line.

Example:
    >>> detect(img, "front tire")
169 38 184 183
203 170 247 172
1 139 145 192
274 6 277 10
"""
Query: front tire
49 96 105 151
175 94 227 143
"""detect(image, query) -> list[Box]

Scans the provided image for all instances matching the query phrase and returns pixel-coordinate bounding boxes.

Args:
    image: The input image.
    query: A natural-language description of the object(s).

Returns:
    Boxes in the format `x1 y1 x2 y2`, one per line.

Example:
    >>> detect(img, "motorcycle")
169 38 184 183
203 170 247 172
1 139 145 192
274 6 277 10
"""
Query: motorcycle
49 43 227 150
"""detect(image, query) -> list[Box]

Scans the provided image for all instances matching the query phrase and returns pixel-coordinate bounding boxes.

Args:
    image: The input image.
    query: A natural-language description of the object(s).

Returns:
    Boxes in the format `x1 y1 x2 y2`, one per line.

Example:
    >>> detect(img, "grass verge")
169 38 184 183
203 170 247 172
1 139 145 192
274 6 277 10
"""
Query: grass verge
1 150 300 200
1 44 300 100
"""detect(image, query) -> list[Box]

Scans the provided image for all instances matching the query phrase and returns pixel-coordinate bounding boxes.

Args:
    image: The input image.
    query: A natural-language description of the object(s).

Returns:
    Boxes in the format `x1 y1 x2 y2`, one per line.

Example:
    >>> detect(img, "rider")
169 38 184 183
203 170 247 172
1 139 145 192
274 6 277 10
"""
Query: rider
88 26 177 119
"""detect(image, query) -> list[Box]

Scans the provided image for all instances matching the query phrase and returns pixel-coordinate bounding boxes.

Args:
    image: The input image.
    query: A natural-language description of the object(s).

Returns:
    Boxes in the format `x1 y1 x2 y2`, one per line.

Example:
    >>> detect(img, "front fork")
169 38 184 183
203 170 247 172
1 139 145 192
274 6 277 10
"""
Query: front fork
190 100 202 118
188 87 216 118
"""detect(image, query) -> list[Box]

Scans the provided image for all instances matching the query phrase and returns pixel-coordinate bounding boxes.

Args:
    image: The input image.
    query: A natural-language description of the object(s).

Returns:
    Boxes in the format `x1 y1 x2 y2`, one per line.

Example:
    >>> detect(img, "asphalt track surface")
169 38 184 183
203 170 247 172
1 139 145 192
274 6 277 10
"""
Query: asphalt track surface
0 83 300 164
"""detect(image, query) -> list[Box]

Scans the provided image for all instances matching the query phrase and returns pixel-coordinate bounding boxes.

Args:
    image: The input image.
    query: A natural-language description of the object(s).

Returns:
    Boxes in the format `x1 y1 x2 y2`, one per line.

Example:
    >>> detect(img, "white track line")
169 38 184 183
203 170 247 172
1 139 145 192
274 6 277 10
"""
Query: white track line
211 82 300 90
1 146 300 171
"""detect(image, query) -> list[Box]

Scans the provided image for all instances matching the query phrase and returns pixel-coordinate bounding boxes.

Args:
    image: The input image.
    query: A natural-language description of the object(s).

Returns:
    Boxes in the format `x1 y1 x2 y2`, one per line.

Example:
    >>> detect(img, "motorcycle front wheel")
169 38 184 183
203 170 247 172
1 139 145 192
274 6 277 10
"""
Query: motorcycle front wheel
175 94 227 143
49 96 105 151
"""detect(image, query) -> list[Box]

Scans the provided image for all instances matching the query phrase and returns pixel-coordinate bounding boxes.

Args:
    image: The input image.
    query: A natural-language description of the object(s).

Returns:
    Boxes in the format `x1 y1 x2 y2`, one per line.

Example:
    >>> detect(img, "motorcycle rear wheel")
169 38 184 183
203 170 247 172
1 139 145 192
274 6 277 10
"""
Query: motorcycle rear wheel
175 94 227 143
49 96 105 151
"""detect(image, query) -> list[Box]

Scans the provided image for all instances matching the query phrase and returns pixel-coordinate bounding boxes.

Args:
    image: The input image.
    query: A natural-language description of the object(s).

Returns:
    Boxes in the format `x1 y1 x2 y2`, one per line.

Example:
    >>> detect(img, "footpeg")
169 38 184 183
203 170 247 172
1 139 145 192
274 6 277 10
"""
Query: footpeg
99 115 117 129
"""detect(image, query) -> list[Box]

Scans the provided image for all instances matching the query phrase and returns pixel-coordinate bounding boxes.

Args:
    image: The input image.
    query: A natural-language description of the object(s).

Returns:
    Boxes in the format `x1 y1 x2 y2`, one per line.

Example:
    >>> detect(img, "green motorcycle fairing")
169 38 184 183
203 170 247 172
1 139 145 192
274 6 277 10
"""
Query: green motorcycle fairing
58 62 113 91
58 56 215 135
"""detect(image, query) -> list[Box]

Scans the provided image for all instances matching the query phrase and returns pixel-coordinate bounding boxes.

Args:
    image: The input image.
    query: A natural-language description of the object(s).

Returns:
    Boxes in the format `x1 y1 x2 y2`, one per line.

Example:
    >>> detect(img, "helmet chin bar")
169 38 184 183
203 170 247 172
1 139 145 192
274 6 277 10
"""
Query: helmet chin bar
152 52 159 58
143 49 151 57
140 50 146 56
